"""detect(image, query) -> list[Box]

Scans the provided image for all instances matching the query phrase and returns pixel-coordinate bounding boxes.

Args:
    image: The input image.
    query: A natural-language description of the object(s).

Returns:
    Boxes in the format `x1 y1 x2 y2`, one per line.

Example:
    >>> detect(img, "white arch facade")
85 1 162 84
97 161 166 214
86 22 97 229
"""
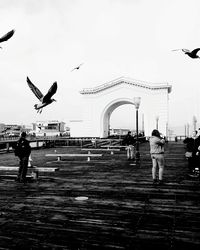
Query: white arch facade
70 77 172 138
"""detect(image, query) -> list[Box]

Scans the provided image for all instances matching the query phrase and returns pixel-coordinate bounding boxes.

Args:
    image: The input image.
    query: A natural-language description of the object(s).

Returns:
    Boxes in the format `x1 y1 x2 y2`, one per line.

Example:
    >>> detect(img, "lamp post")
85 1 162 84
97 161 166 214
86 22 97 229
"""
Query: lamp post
156 116 159 130
133 97 141 162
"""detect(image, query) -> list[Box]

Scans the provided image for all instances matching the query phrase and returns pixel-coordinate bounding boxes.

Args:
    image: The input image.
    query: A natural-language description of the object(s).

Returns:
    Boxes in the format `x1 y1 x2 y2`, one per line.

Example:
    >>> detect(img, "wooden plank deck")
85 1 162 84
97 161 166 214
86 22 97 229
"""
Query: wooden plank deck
0 142 200 250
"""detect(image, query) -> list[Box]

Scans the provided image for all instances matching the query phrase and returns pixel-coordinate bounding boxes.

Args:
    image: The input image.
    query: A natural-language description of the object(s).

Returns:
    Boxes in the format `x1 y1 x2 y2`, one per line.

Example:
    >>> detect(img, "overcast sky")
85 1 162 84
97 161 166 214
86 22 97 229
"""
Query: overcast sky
0 0 200 132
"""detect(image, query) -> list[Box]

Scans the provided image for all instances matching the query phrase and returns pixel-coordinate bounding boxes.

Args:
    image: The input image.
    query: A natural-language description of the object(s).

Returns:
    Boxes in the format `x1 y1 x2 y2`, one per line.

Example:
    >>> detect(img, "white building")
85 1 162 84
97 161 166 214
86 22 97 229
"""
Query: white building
70 77 172 138
33 120 65 136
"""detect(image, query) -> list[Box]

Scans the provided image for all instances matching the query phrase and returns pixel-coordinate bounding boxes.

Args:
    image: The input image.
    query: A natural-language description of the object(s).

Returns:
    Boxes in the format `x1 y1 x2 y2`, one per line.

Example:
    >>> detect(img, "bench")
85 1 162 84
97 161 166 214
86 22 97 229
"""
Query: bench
0 166 59 180
101 145 136 160
45 153 103 162
0 166 59 172
81 148 120 155
101 145 128 150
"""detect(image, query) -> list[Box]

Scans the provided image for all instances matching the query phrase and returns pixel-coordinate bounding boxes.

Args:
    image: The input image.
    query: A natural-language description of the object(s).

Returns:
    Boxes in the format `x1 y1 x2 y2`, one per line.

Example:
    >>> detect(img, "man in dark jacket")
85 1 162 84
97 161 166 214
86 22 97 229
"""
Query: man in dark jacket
14 132 31 183
183 130 200 174
122 131 136 160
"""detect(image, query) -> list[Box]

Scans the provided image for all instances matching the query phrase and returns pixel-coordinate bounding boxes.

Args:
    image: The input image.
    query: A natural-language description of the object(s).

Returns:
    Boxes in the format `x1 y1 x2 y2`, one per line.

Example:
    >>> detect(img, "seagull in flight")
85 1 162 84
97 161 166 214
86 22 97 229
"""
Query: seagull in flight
71 63 84 72
0 29 15 48
172 48 200 59
27 77 57 113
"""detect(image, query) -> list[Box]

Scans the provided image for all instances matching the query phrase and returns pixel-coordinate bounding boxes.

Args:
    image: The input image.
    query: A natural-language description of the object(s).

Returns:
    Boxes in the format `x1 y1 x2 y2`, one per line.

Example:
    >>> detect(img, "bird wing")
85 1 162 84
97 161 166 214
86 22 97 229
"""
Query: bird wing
191 48 200 55
27 77 43 101
78 63 84 67
71 63 84 71
171 49 182 51
43 82 57 102
0 29 15 43
182 48 190 53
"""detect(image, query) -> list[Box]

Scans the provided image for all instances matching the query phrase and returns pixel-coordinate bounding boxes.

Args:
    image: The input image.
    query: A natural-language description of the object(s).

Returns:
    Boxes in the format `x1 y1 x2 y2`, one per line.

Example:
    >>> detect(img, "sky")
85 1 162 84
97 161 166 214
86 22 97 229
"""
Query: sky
1 0 200 134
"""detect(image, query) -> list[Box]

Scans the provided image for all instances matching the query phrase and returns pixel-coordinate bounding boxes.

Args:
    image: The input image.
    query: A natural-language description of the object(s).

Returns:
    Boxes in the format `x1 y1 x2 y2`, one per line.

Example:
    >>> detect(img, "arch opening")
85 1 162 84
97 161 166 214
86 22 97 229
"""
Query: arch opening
101 99 139 138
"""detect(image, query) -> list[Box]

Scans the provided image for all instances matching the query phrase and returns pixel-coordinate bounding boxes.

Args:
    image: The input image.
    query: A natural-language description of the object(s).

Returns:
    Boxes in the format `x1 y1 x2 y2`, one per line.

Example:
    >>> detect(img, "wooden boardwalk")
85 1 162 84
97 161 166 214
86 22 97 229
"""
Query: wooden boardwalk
0 141 200 250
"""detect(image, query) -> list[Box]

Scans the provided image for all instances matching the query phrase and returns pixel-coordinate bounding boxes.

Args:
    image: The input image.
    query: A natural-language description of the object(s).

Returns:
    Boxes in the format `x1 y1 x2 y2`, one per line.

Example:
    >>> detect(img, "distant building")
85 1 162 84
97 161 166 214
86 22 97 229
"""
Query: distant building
0 123 5 132
32 120 65 136
110 128 131 136
1 124 22 137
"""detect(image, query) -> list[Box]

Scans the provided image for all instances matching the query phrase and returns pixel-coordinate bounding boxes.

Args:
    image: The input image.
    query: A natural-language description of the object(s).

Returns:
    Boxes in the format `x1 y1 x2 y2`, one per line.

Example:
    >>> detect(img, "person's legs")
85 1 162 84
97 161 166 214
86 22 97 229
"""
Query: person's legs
157 154 164 182
16 158 23 181
127 146 131 159
129 145 135 159
151 155 157 181
188 157 194 173
21 156 29 181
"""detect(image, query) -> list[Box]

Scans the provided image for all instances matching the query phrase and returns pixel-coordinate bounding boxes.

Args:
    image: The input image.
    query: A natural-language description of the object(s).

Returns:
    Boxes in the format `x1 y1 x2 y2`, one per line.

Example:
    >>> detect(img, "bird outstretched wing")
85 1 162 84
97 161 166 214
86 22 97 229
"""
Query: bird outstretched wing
172 48 190 53
71 63 84 71
191 48 200 55
0 29 15 43
27 77 43 100
43 82 57 103
182 48 190 53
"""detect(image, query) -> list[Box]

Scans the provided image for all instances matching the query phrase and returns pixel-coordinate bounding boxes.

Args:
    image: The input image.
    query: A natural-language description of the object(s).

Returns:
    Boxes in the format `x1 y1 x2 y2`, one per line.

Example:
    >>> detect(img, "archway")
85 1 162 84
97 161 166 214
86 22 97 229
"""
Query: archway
70 77 172 138
101 98 136 138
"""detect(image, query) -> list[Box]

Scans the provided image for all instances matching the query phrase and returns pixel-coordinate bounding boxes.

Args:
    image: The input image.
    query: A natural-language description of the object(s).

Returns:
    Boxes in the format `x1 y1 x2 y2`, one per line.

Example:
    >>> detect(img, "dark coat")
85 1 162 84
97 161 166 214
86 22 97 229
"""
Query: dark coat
122 134 136 146
14 137 31 158
183 136 200 156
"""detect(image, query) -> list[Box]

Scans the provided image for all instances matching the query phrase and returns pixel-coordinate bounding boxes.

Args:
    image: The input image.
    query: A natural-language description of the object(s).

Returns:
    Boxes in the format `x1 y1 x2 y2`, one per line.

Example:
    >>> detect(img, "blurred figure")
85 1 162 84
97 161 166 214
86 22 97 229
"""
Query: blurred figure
149 129 165 185
123 131 136 160
183 130 200 174
14 132 31 183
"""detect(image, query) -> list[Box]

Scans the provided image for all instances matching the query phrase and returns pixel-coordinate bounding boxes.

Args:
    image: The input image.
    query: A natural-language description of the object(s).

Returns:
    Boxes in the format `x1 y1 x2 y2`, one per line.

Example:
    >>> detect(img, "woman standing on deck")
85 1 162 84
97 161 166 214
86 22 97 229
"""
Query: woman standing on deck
149 129 165 186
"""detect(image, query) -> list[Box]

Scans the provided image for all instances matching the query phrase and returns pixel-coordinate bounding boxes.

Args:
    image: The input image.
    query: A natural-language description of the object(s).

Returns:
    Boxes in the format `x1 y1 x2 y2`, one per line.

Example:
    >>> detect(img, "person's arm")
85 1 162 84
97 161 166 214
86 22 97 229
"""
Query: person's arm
155 137 165 145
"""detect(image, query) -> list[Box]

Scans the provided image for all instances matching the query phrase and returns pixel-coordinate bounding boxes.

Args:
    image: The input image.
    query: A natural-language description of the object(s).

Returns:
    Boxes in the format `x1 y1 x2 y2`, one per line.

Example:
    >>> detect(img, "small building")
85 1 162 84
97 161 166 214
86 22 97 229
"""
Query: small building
32 120 65 137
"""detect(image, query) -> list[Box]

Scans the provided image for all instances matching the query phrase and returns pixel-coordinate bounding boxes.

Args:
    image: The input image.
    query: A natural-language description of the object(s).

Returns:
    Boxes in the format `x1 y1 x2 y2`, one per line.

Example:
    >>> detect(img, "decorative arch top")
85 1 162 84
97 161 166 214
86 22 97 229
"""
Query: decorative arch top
80 76 172 95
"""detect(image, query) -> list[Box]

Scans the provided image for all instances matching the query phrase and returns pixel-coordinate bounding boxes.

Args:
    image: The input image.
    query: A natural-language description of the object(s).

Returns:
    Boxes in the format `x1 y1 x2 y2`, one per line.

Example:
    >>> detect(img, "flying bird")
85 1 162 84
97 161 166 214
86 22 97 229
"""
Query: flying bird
27 77 57 113
172 48 200 59
0 29 15 48
71 63 84 71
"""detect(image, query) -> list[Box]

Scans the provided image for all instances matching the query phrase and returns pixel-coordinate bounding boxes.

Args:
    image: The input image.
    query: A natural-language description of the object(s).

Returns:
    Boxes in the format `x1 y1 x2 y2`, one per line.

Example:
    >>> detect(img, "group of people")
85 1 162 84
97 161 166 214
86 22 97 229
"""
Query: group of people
183 130 200 175
123 129 165 185
13 128 200 185
123 128 200 187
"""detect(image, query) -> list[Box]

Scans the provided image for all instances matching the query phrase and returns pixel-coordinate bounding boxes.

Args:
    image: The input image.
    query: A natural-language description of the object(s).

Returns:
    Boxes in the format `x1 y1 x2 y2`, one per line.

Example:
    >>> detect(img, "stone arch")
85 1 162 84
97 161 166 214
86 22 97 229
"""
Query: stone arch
100 98 135 138
70 77 172 138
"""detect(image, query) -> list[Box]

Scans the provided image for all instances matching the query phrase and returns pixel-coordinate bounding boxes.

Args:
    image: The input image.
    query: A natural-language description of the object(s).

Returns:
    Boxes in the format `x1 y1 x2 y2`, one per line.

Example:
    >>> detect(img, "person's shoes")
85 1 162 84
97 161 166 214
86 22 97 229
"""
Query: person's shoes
158 180 164 185
188 173 198 178
153 179 157 186
15 177 20 182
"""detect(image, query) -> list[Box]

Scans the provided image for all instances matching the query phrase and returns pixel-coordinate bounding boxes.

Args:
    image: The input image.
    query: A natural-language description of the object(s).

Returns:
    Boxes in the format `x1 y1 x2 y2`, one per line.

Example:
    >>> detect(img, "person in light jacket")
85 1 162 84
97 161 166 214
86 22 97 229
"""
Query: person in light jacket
149 129 165 185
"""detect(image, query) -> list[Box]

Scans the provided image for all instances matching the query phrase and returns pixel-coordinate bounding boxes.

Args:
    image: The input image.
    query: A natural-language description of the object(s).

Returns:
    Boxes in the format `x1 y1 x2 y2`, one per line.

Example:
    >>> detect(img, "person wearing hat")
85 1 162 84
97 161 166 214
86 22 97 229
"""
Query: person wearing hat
14 132 31 183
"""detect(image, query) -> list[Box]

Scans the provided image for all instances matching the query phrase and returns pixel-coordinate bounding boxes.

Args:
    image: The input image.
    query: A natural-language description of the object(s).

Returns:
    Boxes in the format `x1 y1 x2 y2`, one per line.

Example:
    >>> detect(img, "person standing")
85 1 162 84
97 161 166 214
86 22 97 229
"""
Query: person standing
14 132 31 183
183 130 200 174
149 129 165 185
122 131 136 160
